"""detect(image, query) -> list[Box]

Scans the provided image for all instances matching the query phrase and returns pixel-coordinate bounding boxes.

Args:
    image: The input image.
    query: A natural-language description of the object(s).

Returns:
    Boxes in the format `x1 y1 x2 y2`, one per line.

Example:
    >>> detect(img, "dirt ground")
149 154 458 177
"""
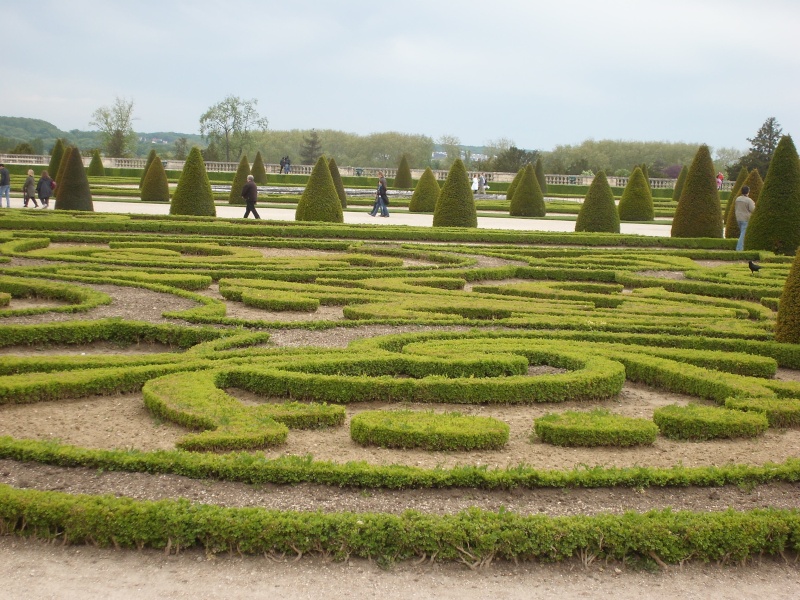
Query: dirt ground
3 255 800 597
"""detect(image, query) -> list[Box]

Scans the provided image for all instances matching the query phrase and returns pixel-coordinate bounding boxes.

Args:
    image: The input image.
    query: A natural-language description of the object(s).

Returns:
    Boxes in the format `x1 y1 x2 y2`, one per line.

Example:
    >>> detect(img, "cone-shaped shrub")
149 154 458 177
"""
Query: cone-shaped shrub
54 146 73 202
432 159 477 227
54 147 93 211
48 138 65 179
640 163 651 191
140 149 158 189
506 168 524 200
170 147 215 217
140 156 170 203
776 249 800 343
295 155 343 223
534 157 547 195
723 166 749 227
408 167 440 213
251 151 267 184
672 165 688 202
725 169 763 240
618 167 654 221
87 149 105 177
744 135 800 255
229 155 251 204
328 157 347 208
394 154 413 189
671 145 722 238
509 163 545 217
575 171 619 233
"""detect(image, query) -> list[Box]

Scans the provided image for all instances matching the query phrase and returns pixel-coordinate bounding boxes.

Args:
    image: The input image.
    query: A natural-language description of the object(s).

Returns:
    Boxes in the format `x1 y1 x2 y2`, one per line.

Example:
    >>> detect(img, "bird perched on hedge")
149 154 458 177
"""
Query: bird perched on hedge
748 260 761 275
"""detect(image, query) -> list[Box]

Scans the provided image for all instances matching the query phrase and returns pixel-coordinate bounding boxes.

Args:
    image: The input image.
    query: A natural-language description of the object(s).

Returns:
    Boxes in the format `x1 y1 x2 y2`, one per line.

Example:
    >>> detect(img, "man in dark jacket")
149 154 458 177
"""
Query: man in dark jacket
241 175 260 219
0 163 10 208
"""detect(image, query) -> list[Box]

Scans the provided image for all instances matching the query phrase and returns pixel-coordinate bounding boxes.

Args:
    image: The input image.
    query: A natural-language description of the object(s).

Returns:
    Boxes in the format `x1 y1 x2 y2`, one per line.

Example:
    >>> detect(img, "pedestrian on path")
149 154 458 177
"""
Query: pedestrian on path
23 169 39 207
369 171 389 217
734 185 755 251
241 175 260 219
0 163 10 208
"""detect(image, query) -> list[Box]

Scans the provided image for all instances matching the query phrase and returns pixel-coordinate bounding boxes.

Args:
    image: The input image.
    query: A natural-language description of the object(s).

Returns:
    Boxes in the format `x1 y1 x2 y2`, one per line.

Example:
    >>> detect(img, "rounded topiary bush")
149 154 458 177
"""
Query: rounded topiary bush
295 155 343 223
350 410 509 451
394 154 413 189
671 165 688 202
87 149 105 177
328 157 347 208
251 151 268 184
54 147 94 211
618 167 654 221
509 163 545 217
671 145 723 238
506 167 524 200
725 169 763 240
229 155 251 204
170 147 216 216
775 248 800 343
535 157 547 195
724 397 800 428
653 403 768 440
744 135 800 255
575 171 619 233
140 156 170 203
140 148 158 189
408 167 440 213
533 409 658 447
432 159 477 227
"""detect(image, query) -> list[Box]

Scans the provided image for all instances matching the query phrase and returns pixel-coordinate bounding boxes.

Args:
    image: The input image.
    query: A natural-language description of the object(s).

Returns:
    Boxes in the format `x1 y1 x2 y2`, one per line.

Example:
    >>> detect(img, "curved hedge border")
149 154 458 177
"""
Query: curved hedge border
725 397 800 428
533 410 658 447
653 404 769 441
350 410 509 451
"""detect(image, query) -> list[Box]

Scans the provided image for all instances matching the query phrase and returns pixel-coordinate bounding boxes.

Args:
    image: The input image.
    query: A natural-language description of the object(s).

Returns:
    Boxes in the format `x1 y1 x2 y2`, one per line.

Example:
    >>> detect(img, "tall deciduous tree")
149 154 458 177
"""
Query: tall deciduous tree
199 96 268 162
89 97 138 157
495 146 538 174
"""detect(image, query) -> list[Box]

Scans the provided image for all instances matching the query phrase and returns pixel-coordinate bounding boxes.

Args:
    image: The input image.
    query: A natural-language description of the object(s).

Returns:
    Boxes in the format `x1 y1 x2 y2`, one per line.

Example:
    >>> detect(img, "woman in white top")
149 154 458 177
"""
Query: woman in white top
471 175 479 193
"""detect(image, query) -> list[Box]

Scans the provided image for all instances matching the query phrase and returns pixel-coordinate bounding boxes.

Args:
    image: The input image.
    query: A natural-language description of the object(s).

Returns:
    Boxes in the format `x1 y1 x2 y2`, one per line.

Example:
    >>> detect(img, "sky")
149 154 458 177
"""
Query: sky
5 0 800 153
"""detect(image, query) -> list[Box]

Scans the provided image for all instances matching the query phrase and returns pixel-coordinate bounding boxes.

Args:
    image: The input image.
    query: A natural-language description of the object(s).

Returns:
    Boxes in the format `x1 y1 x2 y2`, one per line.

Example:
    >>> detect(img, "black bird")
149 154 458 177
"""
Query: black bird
748 260 761 274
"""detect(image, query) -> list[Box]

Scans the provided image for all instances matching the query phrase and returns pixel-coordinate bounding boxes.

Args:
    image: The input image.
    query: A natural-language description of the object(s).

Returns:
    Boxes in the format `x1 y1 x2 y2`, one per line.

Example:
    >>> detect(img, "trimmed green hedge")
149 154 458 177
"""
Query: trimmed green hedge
725 397 800 428
653 404 769 440
534 409 658 447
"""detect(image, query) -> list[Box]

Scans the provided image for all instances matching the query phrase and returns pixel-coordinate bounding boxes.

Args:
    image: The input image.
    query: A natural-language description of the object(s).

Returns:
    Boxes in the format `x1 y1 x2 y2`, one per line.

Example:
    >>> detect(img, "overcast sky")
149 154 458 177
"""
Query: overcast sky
5 0 799 152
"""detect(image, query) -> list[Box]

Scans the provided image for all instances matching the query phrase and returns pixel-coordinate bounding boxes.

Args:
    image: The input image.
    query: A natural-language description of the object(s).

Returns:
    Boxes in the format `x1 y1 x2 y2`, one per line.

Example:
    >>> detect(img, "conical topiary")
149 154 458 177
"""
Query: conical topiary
775 248 800 343
48 138 65 178
725 169 763 240
618 167 654 221
534 157 547 195
640 163 651 191
575 171 619 233
295 155 343 223
54 147 93 211
723 166 749 228
170 147 216 217
744 135 800 255
229 155 250 204
328 157 347 209
54 146 73 202
408 167 440 213
671 145 722 238
509 163 545 217
251 151 268 184
432 159 477 228
140 149 158 189
506 167 524 200
87 149 105 177
672 165 688 202
140 156 170 203
394 154 413 189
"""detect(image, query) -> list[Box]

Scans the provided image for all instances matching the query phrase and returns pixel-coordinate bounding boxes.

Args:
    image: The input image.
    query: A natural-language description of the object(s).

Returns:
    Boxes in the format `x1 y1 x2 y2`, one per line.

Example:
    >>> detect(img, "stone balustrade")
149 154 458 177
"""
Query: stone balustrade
0 153 736 191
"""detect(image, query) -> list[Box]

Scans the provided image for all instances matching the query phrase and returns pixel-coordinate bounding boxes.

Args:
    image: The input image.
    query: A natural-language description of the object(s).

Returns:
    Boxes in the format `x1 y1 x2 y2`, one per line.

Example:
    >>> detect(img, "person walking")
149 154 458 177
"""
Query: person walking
0 163 10 208
36 170 55 208
471 174 479 194
284 156 291 174
734 185 755 251
23 169 39 208
369 171 389 217
241 174 260 219
478 173 486 194
279 156 286 174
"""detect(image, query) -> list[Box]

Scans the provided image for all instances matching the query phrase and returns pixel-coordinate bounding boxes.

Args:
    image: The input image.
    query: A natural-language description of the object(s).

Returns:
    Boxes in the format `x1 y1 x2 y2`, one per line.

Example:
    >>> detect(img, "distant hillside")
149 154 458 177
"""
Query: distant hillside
0 116 204 157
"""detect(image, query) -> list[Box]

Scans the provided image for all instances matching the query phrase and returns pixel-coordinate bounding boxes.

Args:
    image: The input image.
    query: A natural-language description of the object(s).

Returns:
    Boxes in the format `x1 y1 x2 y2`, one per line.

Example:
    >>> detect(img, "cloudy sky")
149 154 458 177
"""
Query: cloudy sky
5 0 799 152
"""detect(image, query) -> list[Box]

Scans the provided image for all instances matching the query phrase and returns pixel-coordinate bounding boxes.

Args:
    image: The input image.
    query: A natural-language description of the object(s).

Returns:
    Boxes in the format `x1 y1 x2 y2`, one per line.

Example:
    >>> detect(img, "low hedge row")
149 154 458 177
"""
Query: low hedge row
724 397 800 428
241 289 320 312
350 410 509 451
0 274 112 317
653 404 769 440
1 485 798 565
533 410 658 447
